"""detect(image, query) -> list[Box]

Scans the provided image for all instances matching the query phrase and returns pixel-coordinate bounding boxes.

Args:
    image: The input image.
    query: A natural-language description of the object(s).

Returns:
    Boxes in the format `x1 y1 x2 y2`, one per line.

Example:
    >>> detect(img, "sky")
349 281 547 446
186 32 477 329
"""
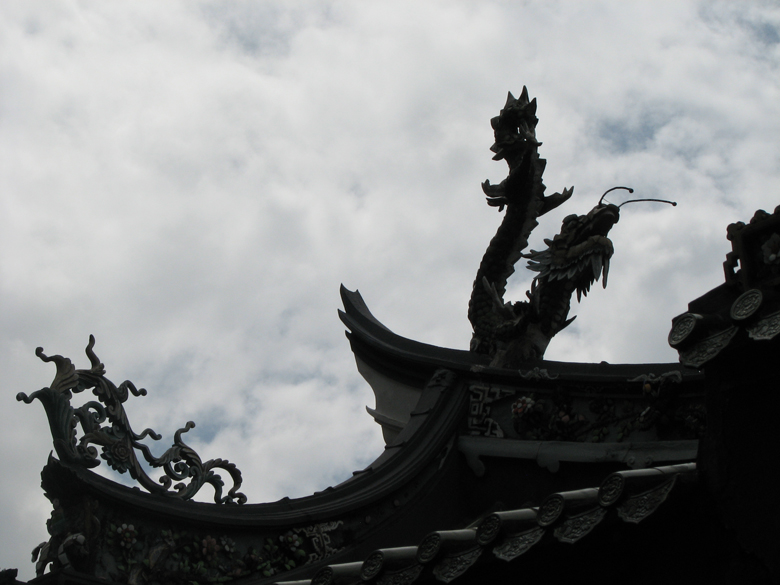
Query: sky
1 1 779 578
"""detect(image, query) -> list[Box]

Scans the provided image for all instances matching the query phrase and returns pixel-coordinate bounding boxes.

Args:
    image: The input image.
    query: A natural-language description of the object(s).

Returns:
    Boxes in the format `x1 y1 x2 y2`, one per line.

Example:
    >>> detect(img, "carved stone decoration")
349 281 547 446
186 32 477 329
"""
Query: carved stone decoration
35 466 101 578
668 313 699 347
312 562 367 585
537 494 564 526
467 374 702 444
598 473 625 507
37 475 312 585
475 513 502 546
431 549 482 583
616 477 677 524
377 564 424 585
552 507 607 544
293 521 344 563
361 551 385 581
32 485 101 578
673 207 780 362
492 527 544 561
467 384 514 437
730 288 763 321
16 336 246 504
468 89 628 367
416 533 441 564
679 327 738 368
747 309 780 341
628 370 682 398
311 567 335 585
761 231 780 264
517 367 558 380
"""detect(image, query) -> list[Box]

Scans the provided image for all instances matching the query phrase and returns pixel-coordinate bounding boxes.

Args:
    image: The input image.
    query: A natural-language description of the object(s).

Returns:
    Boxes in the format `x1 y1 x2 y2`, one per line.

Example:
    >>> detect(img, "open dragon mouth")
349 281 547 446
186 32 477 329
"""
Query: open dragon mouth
524 202 621 304
525 235 614 302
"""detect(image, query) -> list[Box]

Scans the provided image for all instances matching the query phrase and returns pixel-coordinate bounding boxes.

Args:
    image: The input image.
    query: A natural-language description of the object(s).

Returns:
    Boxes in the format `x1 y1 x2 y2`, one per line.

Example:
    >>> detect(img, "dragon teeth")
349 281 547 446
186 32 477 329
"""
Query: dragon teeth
592 255 602 281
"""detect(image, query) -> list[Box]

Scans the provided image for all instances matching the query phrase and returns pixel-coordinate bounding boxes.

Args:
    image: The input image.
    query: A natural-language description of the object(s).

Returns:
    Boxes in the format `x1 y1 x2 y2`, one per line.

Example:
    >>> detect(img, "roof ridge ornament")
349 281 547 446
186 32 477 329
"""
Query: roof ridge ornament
468 89 675 367
670 205 780 366
17 335 247 504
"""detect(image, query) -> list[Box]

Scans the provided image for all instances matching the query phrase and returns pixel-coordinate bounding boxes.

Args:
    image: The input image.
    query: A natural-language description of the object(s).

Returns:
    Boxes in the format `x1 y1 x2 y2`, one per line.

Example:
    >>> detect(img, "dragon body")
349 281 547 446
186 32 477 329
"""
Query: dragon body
468 89 620 366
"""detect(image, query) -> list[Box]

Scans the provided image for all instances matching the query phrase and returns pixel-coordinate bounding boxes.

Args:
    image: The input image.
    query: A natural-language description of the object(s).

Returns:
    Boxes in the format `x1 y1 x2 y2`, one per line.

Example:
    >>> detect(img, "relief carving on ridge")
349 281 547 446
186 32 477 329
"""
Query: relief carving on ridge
553 507 608 543
616 477 677 524
466 371 704 443
492 528 544 562
431 549 482 584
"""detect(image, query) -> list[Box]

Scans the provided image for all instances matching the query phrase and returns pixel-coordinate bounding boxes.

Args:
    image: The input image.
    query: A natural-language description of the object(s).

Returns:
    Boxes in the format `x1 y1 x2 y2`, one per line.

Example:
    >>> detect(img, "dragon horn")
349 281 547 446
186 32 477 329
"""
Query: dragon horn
519 86 530 104
504 92 517 108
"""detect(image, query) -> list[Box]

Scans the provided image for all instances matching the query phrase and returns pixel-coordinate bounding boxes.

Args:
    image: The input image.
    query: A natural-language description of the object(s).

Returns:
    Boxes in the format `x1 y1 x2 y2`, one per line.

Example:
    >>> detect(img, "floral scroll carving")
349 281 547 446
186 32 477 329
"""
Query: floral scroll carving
17 335 246 504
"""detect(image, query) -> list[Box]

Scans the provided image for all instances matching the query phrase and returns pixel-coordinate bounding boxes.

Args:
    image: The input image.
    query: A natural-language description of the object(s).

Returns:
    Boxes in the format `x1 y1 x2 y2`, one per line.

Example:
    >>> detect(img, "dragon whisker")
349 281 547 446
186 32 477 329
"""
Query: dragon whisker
598 186 634 206
618 198 677 208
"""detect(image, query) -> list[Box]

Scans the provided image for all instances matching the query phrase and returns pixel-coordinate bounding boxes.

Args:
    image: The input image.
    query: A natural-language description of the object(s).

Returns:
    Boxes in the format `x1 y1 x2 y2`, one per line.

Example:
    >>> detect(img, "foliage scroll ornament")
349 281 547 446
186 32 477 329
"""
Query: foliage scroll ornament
17 335 247 504
432 549 482 584
492 528 544 562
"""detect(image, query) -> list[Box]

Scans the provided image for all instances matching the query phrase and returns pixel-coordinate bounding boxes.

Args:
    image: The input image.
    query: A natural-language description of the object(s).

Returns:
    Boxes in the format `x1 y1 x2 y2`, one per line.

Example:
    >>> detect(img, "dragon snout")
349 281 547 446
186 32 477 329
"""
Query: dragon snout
591 205 620 236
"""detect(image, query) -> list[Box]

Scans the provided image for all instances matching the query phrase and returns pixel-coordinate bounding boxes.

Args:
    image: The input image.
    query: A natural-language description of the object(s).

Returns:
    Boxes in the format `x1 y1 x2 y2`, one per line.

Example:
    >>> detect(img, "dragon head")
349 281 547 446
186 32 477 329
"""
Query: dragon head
525 189 677 304
525 201 620 303
469 90 680 366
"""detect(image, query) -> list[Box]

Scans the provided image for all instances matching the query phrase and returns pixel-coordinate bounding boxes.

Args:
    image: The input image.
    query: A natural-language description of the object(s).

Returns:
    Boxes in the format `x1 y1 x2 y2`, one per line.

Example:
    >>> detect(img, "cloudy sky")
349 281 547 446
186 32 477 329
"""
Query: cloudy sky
2 1 779 577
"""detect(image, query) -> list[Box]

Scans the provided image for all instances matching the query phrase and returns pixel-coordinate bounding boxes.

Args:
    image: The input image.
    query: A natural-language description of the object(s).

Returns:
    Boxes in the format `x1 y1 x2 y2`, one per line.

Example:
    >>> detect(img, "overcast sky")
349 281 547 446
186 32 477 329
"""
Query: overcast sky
2 1 779 578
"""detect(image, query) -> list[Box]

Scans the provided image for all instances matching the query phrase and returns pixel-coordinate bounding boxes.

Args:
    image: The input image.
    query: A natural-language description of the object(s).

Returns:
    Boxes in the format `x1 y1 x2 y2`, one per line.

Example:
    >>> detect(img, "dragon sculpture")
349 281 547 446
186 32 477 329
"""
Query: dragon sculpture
468 89 673 367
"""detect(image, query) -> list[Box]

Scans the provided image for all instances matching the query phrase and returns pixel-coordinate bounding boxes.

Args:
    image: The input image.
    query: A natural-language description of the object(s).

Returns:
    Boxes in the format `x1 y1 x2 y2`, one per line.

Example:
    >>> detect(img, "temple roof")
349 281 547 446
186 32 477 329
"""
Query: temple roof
21 288 713 585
